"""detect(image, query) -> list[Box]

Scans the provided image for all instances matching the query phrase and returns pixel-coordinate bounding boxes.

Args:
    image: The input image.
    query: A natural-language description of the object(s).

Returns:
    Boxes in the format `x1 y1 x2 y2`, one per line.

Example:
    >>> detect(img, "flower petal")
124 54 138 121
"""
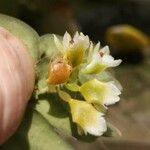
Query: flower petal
69 99 107 136
93 42 100 52
100 46 110 55
101 55 122 67
63 31 71 49
82 51 107 74
80 79 107 105
83 43 122 74
80 79 121 107
72 32 89 50
66 32 89 66
103 81 121 105
53 34 63 52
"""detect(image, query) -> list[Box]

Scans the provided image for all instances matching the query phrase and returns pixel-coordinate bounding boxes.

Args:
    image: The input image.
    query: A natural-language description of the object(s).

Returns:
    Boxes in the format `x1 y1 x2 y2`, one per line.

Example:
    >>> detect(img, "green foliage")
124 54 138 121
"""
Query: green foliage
1 104 73 150
39 34 62 58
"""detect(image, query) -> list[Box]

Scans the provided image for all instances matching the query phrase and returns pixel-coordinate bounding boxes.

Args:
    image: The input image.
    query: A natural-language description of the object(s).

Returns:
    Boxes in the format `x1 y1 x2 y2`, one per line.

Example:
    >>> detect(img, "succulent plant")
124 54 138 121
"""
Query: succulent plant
36 32 122 137
0 14 122 149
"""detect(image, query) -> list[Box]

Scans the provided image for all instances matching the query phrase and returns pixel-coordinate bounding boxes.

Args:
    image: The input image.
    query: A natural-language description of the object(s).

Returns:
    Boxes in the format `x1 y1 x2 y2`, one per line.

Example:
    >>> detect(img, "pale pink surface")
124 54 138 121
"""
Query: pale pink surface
0 27 35 144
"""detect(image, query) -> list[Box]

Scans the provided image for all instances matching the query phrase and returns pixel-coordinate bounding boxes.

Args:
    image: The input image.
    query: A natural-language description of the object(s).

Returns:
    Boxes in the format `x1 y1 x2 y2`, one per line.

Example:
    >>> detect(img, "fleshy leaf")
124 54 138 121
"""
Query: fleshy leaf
1 105 73 150
58 90 72 102
65 83 80 92
35 95 72 135
36 57 50 96
39 34 62 58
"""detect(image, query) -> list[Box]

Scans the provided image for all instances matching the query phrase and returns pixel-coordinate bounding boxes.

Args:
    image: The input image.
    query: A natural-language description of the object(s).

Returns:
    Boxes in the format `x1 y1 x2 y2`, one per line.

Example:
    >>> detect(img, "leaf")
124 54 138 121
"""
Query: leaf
39 34 62 58
35 95 72 135
65 83 80 92
36 57 50 95
1 105 73 150
0 13 40 63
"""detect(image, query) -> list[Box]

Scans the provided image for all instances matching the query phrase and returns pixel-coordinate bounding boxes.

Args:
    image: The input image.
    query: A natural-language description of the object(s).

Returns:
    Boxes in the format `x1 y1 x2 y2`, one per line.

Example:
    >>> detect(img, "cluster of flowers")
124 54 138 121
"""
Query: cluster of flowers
48 32 122 136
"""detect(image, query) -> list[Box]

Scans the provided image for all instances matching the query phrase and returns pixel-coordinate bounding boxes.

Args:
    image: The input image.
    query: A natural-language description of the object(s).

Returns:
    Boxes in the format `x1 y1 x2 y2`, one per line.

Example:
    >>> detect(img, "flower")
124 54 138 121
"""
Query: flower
54 32 89 67
80 79 121 109
82 42 122 74
68 99 107 136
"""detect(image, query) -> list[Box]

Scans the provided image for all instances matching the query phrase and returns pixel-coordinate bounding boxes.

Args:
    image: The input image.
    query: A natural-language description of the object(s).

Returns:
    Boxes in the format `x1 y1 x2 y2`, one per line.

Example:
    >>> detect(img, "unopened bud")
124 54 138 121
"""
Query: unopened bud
48 58 72 85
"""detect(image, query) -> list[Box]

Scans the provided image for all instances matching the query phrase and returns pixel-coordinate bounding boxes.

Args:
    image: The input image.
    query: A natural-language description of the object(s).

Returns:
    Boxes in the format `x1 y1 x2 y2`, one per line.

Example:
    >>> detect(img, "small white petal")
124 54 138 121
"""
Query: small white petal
94 42 100 52
63 31 71 49
104 95 120 105
88 42 94 59
73 31 79 43
80 32 84 37
111 59 122 67
100 46 110 55
85 114 107 136
72 32 89 50
53 34 63 52
107 81 121 95
101 55 122 67
103 82 121 106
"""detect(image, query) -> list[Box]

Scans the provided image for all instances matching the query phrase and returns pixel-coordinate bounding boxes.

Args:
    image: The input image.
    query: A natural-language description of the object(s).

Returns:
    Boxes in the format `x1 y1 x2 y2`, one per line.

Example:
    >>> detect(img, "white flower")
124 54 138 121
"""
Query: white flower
54 32 89 66
68 99 107 136
80 79 121 108
82 42 122 74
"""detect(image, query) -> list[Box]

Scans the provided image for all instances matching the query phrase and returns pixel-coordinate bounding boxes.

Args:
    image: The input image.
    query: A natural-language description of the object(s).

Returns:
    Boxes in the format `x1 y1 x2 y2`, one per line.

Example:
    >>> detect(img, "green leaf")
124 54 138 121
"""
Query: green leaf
1 105 73 150
36 57 50 95
65 83 80 92
39 34 62 58
0 13 40 63
58 90 71 102
35 95 72 135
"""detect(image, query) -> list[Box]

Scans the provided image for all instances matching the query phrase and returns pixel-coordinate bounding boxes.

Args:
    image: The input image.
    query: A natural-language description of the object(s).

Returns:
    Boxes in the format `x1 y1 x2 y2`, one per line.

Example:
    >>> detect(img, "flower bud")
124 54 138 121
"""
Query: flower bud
48 58 72 85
